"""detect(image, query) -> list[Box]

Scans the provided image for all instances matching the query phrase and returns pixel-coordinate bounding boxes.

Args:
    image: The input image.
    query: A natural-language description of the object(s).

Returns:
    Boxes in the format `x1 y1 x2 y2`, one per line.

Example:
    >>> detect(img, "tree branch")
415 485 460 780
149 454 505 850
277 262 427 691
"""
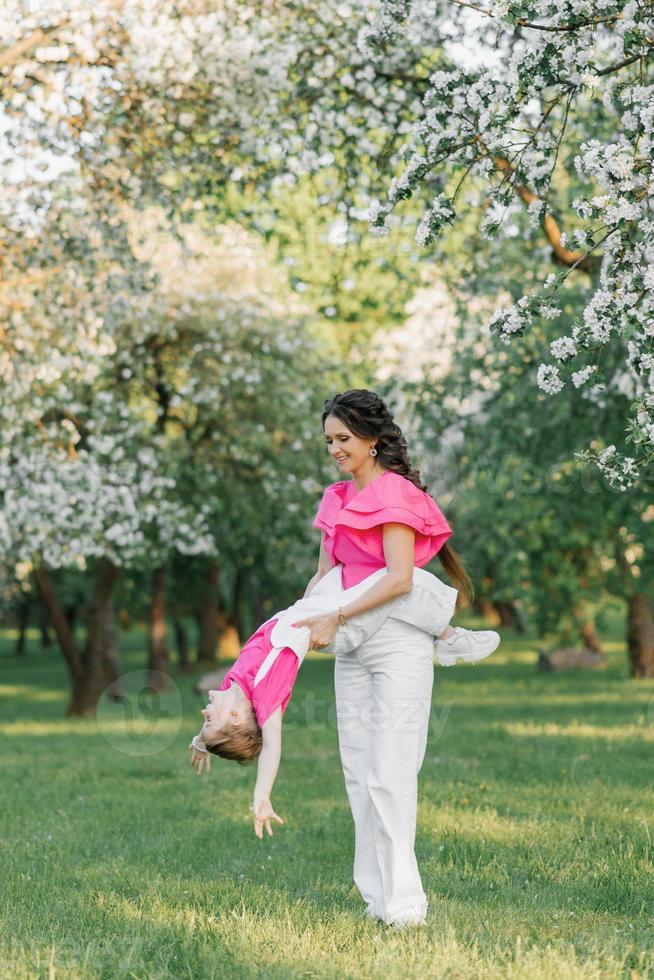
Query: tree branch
493 153 598 270
449 1 623 33
0 24 65 70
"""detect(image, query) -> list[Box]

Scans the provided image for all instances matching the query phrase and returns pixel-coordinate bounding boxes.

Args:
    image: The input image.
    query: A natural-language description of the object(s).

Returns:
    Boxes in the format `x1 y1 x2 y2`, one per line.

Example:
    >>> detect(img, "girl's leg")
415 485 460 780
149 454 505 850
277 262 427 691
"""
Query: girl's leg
334 649 384 915
359 618 435 925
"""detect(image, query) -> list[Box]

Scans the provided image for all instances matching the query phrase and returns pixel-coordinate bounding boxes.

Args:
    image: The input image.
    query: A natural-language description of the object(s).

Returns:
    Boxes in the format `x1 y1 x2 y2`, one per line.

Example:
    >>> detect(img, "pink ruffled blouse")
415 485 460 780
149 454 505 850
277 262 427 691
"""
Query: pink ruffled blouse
311 470 452 588
218 470 452 729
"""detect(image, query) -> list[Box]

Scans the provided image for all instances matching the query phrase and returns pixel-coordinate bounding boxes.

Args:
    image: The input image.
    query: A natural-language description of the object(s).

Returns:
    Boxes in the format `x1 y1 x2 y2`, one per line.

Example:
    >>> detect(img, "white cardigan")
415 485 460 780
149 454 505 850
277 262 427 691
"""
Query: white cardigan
253 563 458 686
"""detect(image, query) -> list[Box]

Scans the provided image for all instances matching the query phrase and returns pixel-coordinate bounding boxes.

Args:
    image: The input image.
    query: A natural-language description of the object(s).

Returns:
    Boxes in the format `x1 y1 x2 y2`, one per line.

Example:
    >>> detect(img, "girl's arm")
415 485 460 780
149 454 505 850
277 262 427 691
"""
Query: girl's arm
252 705 284 838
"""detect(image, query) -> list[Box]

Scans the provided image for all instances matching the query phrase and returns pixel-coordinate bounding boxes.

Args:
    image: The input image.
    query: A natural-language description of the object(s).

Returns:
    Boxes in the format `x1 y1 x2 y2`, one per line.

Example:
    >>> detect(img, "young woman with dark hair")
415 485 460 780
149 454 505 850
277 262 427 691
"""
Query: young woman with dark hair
291 389 493 928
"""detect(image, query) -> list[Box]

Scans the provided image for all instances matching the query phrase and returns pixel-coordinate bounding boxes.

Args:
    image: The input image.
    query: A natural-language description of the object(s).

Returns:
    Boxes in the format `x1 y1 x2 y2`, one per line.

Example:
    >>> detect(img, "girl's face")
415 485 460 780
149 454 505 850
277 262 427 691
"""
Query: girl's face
201 685 246 740
323 414 378 476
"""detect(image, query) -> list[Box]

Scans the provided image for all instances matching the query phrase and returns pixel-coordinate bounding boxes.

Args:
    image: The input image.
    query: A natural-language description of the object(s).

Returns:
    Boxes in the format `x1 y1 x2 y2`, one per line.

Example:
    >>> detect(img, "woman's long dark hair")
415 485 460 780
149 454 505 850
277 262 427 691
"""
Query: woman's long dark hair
322 388 475 605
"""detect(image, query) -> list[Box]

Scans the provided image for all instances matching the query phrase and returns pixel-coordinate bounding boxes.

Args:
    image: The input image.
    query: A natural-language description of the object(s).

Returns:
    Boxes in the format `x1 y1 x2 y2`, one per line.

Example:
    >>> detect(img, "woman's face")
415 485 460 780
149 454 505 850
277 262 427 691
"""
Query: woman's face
323 414 377 475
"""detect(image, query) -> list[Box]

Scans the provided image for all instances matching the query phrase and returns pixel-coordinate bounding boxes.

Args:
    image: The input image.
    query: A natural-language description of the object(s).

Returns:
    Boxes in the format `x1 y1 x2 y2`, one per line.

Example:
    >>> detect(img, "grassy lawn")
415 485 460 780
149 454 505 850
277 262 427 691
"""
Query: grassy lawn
1 608 654 979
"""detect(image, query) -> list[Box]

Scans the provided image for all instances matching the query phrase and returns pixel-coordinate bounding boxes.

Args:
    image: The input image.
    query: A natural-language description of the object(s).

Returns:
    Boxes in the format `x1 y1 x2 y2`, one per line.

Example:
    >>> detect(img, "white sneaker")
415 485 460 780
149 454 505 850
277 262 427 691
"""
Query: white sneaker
434 626 500 667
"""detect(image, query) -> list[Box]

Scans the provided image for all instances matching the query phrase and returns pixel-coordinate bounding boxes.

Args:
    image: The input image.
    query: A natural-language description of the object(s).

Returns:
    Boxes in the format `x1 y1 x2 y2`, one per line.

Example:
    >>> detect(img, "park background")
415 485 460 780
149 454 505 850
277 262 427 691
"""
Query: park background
1 2 653 978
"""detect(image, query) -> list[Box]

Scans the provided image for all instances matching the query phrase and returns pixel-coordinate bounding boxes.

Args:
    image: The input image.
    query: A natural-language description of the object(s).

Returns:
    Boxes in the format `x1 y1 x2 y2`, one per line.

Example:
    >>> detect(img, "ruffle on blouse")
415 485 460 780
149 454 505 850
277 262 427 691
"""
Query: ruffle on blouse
312 471 452 561
311 483 344 537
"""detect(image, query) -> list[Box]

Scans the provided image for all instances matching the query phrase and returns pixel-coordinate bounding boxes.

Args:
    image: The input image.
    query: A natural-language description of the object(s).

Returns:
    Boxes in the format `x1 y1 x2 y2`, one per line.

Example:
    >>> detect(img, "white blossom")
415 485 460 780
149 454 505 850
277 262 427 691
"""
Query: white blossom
550 337 577 361
571 365 596 388
537 364 564 395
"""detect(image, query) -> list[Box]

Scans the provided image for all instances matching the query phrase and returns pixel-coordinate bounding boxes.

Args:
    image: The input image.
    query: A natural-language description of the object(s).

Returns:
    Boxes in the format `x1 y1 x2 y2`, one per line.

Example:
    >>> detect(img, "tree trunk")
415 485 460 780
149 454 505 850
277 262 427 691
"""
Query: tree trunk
33 565 84 687
33 559 119 716
495 600 523 630
148 565 170 691
193 608 203 661
627 593 654 678
471 597 502 626
197 560 220 663
15 595 30 656
217 609 241 660
580 619 602 653
569 601 602 653
39 608 53 648
232 568 245 638
72 558 120 715
250 587 268 630
65 603 79 636
103 598 125 701
173 617 191 671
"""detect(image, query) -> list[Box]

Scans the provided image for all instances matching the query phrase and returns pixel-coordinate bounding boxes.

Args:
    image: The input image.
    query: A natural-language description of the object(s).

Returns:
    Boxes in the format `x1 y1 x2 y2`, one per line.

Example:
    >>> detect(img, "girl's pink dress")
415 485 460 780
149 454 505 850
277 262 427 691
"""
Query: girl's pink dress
219 471 452 727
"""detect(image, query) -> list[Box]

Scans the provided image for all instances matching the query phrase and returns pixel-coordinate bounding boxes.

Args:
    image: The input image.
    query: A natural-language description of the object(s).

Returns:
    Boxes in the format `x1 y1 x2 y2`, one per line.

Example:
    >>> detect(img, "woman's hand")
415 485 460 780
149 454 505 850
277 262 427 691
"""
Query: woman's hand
252 795 284 838
291 611 339 650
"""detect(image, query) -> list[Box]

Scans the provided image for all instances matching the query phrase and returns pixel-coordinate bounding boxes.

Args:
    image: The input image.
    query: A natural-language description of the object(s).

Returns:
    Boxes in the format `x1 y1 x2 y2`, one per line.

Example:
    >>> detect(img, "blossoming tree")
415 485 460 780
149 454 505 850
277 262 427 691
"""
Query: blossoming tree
0 1 332 712
360 0 654 490
406 306 654 675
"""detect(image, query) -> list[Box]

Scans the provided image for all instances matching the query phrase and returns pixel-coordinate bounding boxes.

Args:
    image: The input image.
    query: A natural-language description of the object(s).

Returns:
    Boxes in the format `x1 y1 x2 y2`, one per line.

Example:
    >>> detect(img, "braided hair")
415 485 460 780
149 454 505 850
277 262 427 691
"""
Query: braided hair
322 389 474 604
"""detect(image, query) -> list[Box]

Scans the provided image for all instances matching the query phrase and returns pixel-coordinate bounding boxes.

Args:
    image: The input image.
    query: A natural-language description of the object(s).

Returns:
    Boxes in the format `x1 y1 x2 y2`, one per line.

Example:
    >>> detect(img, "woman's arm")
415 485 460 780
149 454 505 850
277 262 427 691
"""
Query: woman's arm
303 533 335 598
303 571 321 599
338 523 415 619
292 523 415 648
252 706 284 838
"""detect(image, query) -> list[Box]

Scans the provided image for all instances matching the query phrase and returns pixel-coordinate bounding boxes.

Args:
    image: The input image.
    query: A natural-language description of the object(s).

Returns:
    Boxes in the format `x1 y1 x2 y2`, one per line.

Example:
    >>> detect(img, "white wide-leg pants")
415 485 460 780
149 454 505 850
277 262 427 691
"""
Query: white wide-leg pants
334 615 435 925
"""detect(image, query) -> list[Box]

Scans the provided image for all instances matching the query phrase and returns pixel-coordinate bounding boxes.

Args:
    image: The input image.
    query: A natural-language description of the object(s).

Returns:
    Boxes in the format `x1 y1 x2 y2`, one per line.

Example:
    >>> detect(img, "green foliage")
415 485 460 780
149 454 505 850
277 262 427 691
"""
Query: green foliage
219 173 427 359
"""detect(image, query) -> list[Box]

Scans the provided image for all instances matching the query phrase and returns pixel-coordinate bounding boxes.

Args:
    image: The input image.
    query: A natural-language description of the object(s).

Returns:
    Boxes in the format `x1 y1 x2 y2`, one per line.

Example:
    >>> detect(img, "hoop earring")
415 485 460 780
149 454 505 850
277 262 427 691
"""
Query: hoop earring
369 446 378 456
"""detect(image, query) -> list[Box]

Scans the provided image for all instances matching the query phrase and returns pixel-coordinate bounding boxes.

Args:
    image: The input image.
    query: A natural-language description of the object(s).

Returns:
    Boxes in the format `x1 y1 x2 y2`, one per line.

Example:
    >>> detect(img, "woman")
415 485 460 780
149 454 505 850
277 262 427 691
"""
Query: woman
291 388 478 930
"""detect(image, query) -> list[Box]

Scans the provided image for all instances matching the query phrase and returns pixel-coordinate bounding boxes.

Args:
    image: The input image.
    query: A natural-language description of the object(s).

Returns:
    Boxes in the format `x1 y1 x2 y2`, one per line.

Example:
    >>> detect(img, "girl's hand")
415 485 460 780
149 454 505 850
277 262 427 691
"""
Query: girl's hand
188 739 211 775
252 796 284 838
291 611 339 650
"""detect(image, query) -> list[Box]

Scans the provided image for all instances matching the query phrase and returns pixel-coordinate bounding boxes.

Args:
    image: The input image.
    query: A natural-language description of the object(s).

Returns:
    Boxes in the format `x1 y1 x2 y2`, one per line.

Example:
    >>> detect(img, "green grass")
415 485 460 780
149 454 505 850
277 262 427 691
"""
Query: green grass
2 609 654 979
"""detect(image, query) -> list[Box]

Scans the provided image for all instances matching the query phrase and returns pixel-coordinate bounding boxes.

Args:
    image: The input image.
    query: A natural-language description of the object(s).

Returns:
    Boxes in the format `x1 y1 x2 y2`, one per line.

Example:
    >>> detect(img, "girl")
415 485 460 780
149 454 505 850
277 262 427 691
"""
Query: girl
188 559 497 841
